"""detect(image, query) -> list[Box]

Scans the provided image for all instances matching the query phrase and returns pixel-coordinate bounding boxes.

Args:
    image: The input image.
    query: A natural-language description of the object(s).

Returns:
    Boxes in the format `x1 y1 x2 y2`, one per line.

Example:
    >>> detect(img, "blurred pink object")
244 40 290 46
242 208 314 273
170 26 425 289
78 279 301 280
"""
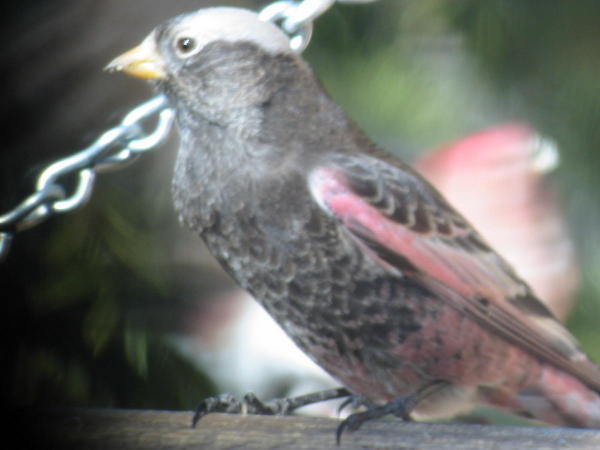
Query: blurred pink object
416 123 580 320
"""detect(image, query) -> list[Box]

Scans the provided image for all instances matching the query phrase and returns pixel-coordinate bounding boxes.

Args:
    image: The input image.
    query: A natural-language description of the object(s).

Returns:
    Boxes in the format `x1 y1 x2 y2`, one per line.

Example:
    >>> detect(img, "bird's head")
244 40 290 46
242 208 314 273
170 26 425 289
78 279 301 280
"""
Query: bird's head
107 6 355 170
106 7 302 117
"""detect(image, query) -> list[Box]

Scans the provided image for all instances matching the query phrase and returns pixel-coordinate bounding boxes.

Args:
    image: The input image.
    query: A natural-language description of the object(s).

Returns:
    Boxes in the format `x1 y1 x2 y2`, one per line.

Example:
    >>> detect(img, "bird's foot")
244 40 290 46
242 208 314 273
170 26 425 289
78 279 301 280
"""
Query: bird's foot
336 380 447 445
191 393 275 426
336 397 412 445
192 387 351 427
337 394 373 416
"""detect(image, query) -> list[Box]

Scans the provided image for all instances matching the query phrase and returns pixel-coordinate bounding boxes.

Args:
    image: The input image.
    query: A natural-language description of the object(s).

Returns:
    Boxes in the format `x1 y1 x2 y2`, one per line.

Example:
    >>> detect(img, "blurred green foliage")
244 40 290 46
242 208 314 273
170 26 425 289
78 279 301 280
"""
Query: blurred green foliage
10 181 216 408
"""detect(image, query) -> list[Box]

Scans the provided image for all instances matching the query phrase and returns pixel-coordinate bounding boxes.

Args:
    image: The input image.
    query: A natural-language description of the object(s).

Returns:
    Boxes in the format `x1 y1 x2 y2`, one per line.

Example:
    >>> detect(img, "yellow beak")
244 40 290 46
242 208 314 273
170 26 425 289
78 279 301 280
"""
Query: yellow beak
106 33 167 80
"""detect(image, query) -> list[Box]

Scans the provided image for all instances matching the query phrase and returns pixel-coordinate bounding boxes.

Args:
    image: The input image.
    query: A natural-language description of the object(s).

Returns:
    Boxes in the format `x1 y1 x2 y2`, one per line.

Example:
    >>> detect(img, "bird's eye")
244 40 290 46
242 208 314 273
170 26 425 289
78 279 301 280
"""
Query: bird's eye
176 37 197 55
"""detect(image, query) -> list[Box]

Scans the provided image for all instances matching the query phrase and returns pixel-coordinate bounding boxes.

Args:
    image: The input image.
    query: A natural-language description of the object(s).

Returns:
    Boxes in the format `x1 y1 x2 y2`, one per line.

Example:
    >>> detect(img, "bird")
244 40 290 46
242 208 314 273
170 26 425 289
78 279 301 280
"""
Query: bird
107 6 600 439
172 123 579 422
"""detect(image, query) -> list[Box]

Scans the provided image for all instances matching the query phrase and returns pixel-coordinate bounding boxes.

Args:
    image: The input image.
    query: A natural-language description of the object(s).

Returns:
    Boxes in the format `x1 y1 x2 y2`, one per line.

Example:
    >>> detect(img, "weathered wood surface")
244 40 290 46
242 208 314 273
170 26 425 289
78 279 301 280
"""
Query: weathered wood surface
27 408 600 449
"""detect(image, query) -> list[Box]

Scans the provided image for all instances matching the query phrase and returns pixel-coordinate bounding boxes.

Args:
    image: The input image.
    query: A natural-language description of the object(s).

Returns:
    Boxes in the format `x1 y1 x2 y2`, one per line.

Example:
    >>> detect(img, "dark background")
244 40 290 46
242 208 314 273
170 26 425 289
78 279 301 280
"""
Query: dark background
1 0 600 419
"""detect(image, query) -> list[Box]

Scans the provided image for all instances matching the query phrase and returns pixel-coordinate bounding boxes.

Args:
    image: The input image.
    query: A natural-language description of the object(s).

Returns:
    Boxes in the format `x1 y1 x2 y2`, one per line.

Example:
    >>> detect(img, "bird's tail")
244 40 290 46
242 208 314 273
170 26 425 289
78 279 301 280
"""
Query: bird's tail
517 364 600 428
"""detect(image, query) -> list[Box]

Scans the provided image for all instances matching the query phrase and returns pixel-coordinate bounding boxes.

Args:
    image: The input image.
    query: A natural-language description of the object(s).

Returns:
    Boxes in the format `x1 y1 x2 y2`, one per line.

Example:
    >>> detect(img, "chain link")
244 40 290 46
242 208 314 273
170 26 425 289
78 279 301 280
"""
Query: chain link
0 0 378 260
259 0 377 52
0 95 174 260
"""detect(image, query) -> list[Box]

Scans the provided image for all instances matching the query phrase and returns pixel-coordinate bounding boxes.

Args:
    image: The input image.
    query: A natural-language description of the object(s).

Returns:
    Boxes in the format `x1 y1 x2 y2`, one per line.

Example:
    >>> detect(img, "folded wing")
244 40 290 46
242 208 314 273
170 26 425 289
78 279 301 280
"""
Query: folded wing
308 153 600 391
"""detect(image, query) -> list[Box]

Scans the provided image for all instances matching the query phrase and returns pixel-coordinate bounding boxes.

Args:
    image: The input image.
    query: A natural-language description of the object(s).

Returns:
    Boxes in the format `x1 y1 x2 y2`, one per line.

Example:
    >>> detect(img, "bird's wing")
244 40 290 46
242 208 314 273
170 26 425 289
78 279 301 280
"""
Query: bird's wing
308 153 600 390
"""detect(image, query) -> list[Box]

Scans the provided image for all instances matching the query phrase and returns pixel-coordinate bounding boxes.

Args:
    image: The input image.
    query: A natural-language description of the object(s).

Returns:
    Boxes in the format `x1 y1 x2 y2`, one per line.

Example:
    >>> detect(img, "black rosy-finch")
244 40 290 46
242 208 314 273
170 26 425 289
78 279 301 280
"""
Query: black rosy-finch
108 7 600 430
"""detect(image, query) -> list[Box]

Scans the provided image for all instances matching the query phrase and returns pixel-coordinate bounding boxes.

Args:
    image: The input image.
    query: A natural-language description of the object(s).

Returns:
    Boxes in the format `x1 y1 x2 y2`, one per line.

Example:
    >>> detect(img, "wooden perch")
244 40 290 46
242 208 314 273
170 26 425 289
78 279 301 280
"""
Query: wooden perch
22 408 600 449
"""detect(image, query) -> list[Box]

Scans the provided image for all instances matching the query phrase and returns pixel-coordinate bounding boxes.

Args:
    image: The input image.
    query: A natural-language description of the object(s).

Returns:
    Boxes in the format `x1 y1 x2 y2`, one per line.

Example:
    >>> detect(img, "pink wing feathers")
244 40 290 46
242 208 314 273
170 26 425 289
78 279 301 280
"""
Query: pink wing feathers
308 154 600 391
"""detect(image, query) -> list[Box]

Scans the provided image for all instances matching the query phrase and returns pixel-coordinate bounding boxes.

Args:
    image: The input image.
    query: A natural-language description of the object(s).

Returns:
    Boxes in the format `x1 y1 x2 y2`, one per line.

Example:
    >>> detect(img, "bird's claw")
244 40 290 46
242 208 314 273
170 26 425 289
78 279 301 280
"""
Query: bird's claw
335 381 447 444
335 398 411 445
192 392 296 427
192 393 239 426
336 395 372 416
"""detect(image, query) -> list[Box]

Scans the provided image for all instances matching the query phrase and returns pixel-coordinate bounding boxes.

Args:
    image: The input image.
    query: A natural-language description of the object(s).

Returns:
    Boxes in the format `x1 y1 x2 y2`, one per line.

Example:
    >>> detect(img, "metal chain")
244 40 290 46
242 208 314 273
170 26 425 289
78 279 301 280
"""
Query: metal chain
260 0 377 52
0 0 377 260
0 95 174 260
